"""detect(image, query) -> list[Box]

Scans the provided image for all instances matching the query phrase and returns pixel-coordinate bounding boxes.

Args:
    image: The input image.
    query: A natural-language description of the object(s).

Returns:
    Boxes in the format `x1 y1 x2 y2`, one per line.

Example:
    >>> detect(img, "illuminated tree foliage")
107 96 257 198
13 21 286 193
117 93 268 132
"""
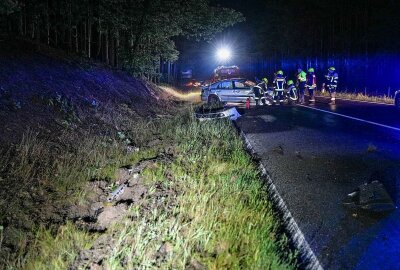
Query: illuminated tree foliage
1 0 244 79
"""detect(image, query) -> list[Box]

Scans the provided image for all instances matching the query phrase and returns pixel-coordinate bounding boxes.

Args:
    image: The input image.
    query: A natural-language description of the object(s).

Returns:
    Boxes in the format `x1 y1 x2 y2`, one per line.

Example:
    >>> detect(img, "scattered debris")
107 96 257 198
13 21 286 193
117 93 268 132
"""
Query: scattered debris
343 180 396 213
126 144 140 154
273 145 284 155
195 106 241 121
106 183 128 202
295 151 303 160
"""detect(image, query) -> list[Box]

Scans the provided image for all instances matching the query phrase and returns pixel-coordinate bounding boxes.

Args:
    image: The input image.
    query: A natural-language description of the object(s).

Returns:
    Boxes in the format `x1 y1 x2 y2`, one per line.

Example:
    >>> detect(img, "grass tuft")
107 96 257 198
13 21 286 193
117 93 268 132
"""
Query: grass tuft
2 108 296 270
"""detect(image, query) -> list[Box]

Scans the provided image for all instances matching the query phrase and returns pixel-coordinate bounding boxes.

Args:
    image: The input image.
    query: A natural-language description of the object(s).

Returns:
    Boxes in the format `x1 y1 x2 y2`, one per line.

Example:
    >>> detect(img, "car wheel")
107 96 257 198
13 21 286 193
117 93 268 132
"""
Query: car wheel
395 92 400 109
208 95 220 105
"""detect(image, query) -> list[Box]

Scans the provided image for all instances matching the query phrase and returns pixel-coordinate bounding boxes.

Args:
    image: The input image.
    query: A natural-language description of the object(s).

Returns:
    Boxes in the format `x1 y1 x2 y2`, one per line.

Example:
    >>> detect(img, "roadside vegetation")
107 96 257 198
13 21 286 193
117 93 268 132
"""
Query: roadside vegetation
315 90 394 104
1 107 297 269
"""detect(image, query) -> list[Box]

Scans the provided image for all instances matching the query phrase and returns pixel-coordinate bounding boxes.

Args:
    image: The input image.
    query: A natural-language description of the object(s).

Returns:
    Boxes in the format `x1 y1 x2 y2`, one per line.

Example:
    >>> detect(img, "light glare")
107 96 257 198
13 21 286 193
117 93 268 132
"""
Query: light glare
217 48 232 61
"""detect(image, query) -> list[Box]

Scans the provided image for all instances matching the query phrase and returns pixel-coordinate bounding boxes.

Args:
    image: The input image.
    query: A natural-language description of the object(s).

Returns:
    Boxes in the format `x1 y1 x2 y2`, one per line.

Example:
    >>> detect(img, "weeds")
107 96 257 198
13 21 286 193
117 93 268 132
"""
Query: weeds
22 222 95 270
2 109 296 269
100 111 295 269
315 90 394 104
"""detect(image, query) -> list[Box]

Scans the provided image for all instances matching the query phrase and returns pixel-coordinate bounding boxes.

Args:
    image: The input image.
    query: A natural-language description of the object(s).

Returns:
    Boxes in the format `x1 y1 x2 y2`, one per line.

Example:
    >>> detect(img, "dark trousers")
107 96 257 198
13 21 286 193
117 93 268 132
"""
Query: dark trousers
298 82 306 102
308 87 315 99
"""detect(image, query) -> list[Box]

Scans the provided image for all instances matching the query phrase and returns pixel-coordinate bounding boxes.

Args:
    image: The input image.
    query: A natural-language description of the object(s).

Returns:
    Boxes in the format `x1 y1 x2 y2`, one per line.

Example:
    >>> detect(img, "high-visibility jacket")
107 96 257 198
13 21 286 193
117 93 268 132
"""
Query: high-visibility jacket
297 71 307 83
273 74 286 91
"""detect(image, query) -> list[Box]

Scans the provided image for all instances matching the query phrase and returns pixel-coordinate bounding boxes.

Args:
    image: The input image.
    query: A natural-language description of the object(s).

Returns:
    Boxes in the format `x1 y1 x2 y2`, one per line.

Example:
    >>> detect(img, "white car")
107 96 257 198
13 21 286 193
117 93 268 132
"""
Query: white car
201 78 255 104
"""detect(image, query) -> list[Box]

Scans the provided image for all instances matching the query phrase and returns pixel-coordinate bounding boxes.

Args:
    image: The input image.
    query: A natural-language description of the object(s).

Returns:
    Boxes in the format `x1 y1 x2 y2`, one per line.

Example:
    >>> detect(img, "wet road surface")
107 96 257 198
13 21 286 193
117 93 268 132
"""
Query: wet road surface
235 98 400 269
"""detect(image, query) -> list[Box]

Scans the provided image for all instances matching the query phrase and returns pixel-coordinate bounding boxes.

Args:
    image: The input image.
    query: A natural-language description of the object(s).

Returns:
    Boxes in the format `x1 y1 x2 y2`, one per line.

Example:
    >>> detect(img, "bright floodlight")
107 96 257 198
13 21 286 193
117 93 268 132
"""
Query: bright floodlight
217 47 232 61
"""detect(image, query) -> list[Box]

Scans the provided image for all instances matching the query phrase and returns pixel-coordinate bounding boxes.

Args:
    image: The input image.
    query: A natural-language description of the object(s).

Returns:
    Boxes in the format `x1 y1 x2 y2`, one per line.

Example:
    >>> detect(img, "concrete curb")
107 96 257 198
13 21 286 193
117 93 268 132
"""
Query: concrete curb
233 121 323 270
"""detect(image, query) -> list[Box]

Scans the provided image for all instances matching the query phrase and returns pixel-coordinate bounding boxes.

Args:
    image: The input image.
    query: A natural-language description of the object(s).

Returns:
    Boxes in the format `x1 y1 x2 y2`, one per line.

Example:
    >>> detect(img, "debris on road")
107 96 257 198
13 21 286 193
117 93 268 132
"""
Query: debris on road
343 180 396 213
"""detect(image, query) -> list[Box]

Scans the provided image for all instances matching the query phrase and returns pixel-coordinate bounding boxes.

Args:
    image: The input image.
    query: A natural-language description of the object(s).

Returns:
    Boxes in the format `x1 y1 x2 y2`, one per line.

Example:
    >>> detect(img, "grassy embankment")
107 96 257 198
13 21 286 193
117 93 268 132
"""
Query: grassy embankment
315 90 394 104
3 108 296 269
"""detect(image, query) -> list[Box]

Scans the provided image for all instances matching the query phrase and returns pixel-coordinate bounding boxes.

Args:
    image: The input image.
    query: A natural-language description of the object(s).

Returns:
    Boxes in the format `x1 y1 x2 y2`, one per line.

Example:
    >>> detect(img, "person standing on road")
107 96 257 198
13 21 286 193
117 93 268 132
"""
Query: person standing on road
286 80 298 104
273 70 286 103
306 68 317 103
296 68 307 104
260 77 268 91
254 77 268 106
322 67 339 105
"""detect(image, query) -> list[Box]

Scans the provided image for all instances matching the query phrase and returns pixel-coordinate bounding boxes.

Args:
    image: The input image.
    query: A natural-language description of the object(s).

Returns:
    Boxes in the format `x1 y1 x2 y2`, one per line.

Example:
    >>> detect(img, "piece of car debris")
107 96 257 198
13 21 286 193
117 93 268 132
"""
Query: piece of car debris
107 183 127 202
342 180 395 213
195 106 241 121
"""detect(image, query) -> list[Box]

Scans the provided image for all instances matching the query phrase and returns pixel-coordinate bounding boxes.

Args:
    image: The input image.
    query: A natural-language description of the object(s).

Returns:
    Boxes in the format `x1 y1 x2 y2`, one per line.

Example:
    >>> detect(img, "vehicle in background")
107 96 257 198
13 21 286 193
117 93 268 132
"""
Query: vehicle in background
395 90 400 109
201 78 255 104
184 79 201 87
212 65 240 83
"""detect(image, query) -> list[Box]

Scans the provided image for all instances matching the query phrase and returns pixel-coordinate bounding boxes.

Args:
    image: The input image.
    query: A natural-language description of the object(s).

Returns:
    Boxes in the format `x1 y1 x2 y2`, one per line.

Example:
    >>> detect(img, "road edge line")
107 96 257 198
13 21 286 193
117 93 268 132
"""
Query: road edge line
233 121 323 270
298 105 400 132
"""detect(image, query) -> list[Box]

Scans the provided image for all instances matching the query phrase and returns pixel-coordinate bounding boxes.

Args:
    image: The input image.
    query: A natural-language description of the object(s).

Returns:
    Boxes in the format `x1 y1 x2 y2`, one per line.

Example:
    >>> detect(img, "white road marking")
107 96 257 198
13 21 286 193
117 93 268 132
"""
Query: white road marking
298 105 400 132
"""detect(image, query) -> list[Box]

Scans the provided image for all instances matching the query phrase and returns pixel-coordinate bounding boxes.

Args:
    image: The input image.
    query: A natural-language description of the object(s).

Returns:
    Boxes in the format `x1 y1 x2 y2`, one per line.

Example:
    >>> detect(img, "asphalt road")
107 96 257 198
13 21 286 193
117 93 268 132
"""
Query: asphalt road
235 97 400 269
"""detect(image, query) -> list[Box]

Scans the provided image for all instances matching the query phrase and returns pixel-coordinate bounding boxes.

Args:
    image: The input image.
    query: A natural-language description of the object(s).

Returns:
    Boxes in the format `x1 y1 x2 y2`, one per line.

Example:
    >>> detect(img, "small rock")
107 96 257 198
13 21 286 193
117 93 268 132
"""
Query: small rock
272 145 284 155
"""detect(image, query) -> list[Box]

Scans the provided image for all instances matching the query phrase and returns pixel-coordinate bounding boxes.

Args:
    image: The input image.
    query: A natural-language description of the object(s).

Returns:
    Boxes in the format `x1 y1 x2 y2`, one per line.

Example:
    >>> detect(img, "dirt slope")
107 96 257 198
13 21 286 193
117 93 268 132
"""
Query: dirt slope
0 39 179 265
0 39 171 147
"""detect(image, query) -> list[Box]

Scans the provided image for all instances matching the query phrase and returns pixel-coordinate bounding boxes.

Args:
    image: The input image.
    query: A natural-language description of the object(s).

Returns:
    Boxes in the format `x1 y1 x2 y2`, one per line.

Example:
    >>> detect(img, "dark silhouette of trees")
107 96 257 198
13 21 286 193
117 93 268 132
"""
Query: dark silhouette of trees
1 0 244 81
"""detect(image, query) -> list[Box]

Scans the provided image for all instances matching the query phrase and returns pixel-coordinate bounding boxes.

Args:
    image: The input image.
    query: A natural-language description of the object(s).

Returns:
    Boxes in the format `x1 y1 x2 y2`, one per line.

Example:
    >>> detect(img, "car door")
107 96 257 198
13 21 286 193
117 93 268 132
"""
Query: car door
216 81 234 102
233 80 253 102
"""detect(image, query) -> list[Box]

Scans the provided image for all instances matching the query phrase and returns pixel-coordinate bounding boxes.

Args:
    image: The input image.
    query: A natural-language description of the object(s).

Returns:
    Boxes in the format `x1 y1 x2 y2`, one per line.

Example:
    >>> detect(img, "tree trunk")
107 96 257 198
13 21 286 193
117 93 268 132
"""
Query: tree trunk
19 11 23 35
83 22 87 54
88 18 92 58
75 26 78 53
46 0 50 45
68 1 72 52
115 31 120 67
55 27 58 47
97 31 102 58
105 28 109 64
110 34 114 66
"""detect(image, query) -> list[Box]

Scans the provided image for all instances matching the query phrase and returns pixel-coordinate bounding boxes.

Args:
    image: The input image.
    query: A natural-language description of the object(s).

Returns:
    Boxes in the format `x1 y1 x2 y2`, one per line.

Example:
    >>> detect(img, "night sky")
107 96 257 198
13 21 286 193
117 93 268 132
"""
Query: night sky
178 0 400 89
212 0 400 56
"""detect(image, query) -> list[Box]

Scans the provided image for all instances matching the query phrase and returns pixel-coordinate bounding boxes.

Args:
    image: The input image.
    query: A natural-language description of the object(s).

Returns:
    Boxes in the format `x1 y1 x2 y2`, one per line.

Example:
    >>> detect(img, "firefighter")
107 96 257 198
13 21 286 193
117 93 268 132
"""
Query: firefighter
322 67 339 105
254 77 268 106
286 79 298 104
297 68 307 104
306 68 317 103
261 77 268 91
273 70 286 103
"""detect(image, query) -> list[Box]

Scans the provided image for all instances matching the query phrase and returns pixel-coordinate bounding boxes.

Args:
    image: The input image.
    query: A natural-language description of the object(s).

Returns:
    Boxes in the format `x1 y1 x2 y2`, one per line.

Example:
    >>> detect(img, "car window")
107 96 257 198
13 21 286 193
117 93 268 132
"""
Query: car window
234 81 249 89
217 81 233 89
210 82 219 89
